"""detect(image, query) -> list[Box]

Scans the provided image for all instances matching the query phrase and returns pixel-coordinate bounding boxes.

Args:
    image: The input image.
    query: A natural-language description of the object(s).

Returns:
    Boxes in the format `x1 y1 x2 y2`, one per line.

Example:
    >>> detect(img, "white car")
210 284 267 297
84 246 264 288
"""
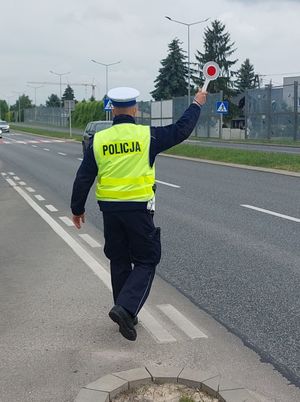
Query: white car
0 128 2 138
0 120 10 133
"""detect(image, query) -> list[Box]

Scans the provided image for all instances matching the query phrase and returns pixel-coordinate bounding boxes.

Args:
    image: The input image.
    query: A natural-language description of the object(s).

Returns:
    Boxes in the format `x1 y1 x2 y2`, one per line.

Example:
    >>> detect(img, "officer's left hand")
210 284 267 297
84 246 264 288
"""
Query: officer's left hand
72 213 85 229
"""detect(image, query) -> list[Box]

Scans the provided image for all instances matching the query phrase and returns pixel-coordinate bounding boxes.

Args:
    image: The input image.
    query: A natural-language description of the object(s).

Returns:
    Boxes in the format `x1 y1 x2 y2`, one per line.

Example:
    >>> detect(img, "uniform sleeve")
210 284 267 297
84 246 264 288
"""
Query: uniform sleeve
70 138 98 215
149 103 201 164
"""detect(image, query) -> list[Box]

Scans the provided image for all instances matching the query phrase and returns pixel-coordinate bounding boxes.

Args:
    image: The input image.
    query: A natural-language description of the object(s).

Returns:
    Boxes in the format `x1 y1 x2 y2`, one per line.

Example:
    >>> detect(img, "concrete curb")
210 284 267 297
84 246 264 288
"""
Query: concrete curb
161 153 300 178
74 366 260 401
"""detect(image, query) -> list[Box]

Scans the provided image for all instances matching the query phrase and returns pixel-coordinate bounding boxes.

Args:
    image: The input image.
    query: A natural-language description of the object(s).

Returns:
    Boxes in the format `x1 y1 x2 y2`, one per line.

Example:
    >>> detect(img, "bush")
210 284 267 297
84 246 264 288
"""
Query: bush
72 100 105 128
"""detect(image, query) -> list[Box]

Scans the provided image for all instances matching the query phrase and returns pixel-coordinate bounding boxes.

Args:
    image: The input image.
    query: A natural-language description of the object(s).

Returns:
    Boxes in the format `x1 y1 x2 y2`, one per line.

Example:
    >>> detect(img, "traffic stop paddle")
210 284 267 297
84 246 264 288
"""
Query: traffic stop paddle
202 61 220 92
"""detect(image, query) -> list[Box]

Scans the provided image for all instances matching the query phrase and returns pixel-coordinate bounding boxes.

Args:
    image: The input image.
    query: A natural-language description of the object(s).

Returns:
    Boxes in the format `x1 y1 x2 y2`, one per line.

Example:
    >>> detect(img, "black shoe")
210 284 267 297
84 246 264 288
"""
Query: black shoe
109 305 137 341
133 316 138 326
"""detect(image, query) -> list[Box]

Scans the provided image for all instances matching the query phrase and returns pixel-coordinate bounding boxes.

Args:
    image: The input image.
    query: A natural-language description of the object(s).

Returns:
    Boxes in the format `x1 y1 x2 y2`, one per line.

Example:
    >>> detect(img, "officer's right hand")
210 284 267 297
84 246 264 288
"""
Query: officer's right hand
72 213 85 229
193 88 207 106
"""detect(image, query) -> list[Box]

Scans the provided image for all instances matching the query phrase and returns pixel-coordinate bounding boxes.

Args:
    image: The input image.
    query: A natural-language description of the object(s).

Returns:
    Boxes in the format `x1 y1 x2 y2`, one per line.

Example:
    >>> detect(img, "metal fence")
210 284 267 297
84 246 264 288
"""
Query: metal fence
245 82 299 140
136 92 223 138
24 106 68 127
22 82 300 141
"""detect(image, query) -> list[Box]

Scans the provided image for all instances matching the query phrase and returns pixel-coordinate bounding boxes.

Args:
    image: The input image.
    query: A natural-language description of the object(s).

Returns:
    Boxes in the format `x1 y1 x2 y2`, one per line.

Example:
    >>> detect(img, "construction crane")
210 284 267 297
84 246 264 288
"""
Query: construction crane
27 81 96 99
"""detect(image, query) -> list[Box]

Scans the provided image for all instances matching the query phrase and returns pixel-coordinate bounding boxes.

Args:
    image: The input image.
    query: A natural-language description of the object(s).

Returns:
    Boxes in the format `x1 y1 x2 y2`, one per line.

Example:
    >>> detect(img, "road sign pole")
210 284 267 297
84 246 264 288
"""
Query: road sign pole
219 90 223 139
69 107 72 138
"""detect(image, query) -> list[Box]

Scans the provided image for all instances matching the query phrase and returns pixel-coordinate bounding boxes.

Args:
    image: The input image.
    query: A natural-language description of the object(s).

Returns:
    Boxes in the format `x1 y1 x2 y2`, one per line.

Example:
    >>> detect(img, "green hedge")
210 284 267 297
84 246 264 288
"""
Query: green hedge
72 100 106 128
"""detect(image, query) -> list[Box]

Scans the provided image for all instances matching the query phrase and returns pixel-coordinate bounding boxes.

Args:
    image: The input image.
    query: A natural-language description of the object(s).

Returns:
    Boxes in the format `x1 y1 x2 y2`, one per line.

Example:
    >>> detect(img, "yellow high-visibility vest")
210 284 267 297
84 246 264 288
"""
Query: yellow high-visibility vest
93 123 155 201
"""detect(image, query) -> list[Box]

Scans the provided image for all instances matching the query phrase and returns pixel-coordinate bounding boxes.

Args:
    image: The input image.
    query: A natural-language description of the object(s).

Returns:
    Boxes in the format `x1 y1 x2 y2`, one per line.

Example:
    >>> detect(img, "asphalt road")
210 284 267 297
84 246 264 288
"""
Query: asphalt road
186 139 300 154
1 131 299 388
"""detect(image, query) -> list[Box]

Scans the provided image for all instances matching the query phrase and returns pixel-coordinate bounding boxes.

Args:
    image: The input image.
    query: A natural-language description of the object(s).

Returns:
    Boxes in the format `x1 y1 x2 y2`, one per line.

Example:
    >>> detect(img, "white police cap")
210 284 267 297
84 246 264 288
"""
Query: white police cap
107 87 140 107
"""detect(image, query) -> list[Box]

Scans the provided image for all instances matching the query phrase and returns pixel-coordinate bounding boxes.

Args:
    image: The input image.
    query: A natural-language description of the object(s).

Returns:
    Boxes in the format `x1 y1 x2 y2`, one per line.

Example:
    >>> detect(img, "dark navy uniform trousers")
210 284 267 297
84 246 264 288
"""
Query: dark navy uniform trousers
102 210 161 317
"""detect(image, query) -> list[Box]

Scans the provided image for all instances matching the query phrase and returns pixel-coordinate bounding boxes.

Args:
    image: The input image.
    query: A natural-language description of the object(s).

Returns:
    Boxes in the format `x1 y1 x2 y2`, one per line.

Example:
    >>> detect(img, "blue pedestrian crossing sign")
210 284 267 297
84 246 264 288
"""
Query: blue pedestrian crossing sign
104 98 112 111
216 101 229 114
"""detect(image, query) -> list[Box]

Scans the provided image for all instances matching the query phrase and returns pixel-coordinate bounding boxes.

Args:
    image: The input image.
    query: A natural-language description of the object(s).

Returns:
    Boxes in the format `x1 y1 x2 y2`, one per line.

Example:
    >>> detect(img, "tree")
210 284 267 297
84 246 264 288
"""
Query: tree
46 94 61 107
151 38 188 100
0 100 9 120
62 85 75 101
235 58 259 93
193 20 237 97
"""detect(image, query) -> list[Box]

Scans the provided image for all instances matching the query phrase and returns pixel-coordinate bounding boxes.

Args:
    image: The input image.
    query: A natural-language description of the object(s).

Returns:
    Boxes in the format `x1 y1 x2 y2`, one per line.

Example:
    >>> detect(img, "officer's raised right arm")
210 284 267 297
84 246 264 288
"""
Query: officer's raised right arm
150 88 207 159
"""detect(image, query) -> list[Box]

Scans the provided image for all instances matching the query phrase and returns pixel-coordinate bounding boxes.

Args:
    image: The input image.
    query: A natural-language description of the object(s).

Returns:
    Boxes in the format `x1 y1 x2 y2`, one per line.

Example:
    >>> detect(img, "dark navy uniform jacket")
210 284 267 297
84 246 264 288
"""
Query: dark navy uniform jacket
71 103 201 215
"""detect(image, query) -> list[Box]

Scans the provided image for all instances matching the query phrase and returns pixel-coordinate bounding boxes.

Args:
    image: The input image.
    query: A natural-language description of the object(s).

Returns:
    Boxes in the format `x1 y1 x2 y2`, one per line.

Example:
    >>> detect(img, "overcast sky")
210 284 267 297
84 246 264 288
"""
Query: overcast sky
2 0 300 104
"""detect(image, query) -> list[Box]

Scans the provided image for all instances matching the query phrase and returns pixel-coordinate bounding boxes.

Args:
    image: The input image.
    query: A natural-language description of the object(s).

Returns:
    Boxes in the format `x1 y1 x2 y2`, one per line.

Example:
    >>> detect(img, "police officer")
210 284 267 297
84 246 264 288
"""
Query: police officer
71 87 207 341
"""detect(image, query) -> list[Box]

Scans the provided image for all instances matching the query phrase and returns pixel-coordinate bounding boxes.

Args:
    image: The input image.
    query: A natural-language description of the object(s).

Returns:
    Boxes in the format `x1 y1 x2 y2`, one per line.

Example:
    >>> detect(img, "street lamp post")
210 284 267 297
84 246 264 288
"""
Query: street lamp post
91 59 121 120
91 59 121 97
27 85 43 121
49 70 70 126
165 16 210 105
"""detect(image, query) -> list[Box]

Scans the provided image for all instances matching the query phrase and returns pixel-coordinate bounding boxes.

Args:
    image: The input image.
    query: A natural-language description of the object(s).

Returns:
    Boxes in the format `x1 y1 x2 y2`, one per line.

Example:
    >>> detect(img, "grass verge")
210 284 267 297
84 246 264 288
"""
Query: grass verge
190 136 300 147
165 144 300 172
10 125 82 142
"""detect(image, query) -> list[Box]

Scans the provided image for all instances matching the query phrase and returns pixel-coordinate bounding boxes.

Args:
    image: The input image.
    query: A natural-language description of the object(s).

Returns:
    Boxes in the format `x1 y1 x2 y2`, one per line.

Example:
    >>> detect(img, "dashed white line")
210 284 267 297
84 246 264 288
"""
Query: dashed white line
6 178 16 186
78 234 101 248
77 158 83 161
28 140 39 143
16 140 26 144
26 187 35 193
45 204 58 212
41 140 51 143
13 176 20 181
59 216 74 227
32 145 38 148
58 152 67 156
156 180 180 188
19 181 26 186
157 304 208 339
138 308 176 344
1 172 7 176
43 148 50 151
241 204 300 223
8 172 15 175
34 195 45 201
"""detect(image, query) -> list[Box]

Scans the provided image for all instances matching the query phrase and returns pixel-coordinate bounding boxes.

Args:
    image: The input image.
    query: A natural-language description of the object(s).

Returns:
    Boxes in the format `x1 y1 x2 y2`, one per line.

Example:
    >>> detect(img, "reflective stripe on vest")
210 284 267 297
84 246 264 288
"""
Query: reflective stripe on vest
93 123 155 202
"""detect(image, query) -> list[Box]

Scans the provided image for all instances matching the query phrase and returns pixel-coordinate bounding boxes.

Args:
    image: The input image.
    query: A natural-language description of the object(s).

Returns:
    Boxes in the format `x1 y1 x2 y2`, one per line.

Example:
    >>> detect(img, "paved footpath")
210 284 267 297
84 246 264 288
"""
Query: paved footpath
1 176 300 402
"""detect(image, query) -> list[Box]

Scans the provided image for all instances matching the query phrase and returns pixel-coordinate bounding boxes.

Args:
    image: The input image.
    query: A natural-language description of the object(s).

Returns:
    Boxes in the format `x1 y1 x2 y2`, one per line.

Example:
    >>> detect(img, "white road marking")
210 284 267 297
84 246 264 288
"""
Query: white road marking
34 195 45 201
43 148 50 151
3 141 11 144
32 145 38 148
9 185 181 345
157 304 208 339
241 204 300 223
41 140 51 143
26 187 35 193
28 140 39 143
1 172 7 176
45 204 58 212
53 140 64 143
6 178 16 186
58 152 67 156
13 186 111 290
156 180 180 188
78 234 101 248
19 181 26 186
16 140 26 144
59 216 74 227
8 172 15 175
13 176 20 181
138 309 176 344
77 158 83 161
